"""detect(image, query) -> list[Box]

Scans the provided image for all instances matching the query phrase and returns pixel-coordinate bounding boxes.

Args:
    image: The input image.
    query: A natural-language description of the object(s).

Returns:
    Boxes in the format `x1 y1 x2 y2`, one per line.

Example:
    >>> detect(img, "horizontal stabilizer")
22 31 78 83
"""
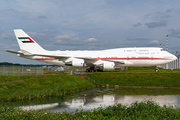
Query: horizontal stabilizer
4 50 22 54
20 49 33 55
32 53 70 59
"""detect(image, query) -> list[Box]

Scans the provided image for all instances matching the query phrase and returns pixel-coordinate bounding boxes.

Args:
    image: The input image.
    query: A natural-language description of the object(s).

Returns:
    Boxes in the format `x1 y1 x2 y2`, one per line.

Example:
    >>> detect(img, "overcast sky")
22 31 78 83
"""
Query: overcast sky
1 0 180 64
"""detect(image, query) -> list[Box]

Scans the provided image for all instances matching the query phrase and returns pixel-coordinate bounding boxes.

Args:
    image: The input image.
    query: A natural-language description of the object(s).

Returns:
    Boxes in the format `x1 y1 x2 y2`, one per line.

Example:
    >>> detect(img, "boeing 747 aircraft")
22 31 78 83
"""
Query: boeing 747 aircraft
5 29 177 72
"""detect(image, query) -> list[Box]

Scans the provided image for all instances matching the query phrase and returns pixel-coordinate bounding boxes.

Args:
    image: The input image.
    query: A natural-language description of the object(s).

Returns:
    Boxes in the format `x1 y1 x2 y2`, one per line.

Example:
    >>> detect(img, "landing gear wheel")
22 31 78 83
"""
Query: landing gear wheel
86 68 103 72
86 69 90 72
97 69 103 72
155 68 159 72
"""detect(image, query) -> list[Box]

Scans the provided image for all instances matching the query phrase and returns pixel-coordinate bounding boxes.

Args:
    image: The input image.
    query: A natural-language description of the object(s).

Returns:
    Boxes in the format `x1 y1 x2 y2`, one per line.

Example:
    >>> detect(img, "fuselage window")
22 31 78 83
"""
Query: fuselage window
139 50 149 51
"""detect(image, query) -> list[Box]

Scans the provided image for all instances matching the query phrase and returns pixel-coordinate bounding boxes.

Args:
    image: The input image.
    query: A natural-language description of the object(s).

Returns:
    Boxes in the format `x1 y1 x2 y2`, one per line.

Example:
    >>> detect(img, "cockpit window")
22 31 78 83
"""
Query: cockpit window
160 49 165 51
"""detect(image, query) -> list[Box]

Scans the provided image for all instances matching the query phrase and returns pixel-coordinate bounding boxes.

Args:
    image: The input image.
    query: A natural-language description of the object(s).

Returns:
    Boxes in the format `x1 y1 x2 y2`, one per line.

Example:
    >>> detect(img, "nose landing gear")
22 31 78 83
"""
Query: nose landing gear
155 67 159 72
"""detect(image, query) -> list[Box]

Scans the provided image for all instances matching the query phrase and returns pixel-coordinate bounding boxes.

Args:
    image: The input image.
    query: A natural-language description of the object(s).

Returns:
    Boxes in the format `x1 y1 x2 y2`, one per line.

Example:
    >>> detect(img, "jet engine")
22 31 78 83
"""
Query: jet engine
103 61 115 70
72 59 85 67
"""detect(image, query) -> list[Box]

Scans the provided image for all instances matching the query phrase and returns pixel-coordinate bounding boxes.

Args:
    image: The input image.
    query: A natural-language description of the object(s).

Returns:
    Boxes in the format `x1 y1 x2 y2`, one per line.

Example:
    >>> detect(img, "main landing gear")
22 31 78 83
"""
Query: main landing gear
86 67 103 72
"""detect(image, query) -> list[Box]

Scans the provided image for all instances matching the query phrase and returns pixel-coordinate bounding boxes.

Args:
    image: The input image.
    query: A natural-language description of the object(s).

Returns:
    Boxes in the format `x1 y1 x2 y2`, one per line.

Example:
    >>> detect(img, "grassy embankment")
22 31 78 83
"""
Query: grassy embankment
1 100 180 119
1 67 180 102
109 66 180 72
0 73 95 102
1 68 180 119
85 69 180 87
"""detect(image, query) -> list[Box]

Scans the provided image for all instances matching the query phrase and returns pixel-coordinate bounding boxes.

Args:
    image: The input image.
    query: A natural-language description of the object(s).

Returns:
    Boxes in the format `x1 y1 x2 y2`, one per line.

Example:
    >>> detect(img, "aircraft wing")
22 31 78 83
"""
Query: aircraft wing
75 57 125 64
99 59 125 64
29 52 126 66
5 49 125 66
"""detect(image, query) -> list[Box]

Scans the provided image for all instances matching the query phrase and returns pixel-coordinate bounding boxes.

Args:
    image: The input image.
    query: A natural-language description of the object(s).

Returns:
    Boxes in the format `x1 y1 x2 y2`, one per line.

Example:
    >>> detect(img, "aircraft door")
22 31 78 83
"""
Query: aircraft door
135 48 139 54
151 52 155 60
125 50 130 60
127 54 130 60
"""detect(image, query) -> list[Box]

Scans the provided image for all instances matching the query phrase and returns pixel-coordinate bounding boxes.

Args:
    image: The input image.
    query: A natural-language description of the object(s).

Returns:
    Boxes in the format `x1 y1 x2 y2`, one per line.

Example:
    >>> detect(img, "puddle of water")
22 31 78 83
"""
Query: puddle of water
2 88 180 112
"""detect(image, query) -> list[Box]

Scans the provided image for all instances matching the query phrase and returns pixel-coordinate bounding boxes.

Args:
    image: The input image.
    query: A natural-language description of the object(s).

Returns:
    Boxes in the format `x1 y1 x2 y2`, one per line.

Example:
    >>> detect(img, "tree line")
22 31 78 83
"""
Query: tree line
0 62 58 67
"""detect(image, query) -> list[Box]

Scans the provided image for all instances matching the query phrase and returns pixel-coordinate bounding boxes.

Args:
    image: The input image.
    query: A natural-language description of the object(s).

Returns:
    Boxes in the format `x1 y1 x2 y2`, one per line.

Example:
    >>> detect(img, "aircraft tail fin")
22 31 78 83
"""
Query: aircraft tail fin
14 29 45 52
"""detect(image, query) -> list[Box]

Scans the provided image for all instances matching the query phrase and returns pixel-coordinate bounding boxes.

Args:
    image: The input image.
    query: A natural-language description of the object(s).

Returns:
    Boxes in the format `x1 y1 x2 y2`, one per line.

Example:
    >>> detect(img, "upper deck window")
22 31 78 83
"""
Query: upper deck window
139 50 149 51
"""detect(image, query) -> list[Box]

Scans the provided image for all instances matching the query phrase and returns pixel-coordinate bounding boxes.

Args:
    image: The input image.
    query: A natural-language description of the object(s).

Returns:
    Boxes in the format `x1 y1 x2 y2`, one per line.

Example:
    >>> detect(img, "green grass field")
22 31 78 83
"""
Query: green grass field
1 67 180 102
0 73 95 102
85 72 180 87
107 66 180 72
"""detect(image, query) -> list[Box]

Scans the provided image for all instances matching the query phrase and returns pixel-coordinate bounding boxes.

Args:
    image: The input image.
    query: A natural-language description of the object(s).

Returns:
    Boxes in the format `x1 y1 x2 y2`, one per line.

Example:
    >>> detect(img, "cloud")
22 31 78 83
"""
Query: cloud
1 33 14 40
27 32 46 38
53 35 82 47
55 35 71 40
145 21 167 28
166 9 172 13
38 16 47 19
0 9 16 15
168 27 180 38
127 38 149 41
55 35 80 44
85 38 97 42
0 43 15 50
54 40 62 44
133 23 141 27
159 9 173 18
148 40 160 44
160 15 172 18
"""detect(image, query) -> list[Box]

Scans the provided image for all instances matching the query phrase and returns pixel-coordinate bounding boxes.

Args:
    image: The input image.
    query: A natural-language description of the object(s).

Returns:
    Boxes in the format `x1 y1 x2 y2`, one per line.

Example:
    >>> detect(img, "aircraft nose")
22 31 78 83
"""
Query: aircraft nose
167 53 177 62
173 55 177 61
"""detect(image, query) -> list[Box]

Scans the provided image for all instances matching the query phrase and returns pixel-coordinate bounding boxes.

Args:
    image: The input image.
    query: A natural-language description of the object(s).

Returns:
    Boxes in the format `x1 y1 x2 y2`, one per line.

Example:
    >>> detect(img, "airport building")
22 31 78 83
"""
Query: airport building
160 57 180 69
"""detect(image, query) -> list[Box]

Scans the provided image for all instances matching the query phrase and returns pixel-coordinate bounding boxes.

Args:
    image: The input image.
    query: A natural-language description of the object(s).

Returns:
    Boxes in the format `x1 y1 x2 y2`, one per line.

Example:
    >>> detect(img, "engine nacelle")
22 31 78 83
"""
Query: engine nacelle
72 59 85 67
103 62 115 70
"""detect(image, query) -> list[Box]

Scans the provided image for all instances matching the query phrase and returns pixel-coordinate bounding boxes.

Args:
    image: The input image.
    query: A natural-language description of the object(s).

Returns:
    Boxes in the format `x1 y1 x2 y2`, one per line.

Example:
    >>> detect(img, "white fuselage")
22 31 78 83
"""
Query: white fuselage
19 47 177 67
7 29 177 71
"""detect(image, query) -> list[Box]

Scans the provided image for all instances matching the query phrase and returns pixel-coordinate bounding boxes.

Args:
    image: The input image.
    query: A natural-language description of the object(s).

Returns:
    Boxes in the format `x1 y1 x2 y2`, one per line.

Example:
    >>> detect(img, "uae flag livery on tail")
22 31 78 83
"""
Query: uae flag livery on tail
18 37 35 43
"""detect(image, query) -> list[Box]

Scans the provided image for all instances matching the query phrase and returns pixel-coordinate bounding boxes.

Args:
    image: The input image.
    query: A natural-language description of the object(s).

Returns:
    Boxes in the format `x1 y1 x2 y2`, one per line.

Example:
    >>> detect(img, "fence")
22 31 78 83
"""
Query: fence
0 66 43 75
